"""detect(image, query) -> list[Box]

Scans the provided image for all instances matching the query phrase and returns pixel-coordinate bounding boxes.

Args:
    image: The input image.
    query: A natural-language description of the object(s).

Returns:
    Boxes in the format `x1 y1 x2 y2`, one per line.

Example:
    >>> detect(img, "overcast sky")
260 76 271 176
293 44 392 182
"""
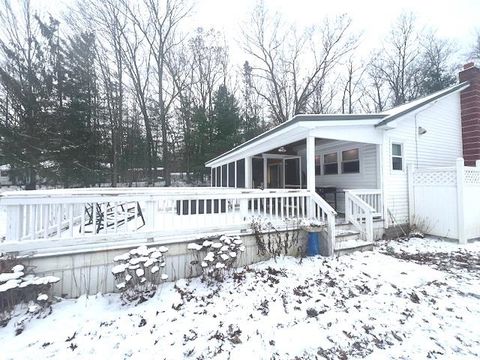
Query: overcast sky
191 0 479 63
41 0 479 65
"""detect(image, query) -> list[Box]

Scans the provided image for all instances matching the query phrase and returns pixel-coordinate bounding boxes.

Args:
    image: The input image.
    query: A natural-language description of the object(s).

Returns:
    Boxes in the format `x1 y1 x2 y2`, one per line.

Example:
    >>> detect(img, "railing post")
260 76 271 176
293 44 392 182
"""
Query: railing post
327 212 335 256
366 211 373 242
145 198 156 234
344 191 351 223
456 158 466 244
6 205 21 242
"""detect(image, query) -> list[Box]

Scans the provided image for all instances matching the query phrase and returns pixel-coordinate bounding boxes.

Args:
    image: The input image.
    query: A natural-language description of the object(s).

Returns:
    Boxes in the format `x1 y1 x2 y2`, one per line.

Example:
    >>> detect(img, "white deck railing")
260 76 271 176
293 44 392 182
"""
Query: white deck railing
347 189 382 217
345 190 380 242
0 187 336 250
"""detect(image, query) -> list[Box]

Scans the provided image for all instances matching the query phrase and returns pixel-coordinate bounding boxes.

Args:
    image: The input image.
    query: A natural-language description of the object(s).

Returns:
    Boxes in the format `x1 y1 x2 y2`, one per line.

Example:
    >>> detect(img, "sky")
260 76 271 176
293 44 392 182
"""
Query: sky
188 0 480 63
39 0 480 65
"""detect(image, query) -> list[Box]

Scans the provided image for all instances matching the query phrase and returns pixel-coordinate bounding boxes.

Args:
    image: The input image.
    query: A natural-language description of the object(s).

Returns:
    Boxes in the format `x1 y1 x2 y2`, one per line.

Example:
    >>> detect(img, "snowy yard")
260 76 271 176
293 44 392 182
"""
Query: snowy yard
1 237 479 359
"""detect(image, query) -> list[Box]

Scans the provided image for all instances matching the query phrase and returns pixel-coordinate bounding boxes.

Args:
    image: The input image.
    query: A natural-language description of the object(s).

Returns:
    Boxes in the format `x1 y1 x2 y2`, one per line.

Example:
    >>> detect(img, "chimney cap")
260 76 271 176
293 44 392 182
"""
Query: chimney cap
464 62 475 70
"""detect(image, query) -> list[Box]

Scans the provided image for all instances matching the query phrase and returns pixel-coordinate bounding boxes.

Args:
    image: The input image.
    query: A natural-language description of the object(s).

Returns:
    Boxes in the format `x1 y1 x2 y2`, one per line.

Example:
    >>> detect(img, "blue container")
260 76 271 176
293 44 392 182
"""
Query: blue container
307 232 320 256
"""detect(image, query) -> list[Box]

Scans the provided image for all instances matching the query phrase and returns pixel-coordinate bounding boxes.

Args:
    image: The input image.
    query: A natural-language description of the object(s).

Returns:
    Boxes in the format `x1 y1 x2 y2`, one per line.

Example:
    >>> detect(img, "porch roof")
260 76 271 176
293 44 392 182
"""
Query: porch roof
205 114 384 167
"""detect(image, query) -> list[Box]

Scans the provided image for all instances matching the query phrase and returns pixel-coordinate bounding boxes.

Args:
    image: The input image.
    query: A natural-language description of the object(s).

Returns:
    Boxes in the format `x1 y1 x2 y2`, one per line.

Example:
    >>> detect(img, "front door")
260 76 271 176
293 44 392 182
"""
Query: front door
267 159 283 188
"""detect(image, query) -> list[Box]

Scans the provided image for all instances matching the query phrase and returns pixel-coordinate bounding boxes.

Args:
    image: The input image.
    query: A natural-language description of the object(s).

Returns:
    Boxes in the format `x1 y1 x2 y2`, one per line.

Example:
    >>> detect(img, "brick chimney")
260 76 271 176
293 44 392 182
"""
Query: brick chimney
459 62 480 166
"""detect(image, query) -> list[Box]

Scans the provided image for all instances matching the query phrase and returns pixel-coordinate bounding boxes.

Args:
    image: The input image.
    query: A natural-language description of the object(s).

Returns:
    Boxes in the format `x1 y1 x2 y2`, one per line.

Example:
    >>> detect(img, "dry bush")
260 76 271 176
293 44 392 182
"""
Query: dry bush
112 245 169 303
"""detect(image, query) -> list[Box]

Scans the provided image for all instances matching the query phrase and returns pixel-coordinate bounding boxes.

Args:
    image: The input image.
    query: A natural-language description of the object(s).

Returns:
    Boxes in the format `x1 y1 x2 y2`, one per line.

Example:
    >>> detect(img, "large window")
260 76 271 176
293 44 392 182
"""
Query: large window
228 162 235 187
392 143 403 171
211 168 216 186
323 152 338 175
252 158 264 188
341 149 360 174
221 164 227 186
236 159 245 188
216 166 221 186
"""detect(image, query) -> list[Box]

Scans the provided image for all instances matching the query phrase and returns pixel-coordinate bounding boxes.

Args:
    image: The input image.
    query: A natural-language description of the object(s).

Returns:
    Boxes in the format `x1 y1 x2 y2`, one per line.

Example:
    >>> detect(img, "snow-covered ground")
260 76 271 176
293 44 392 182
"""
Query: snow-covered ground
1 237 479 359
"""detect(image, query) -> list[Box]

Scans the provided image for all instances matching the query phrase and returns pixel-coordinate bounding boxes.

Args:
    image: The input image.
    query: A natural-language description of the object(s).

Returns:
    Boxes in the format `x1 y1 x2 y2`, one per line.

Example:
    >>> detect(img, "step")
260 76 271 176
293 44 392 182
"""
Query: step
335 229 361 242
334 240 374 255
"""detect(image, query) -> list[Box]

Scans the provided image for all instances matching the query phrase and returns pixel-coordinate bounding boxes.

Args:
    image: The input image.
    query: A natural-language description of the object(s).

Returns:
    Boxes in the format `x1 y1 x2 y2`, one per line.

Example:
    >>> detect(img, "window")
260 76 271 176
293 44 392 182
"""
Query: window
236 159 245 188
392 143 403 171
221 164 227 186
323 152 338 175
315 155 321 175
216 166 221 186
341 148 360 174
211 168 216 186
228 162 235 187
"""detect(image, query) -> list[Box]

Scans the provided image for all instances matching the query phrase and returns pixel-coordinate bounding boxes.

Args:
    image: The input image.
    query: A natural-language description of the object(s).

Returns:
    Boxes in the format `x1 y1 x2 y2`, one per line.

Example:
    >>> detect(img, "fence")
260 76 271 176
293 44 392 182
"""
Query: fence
408 158 480 243
0 187 336 253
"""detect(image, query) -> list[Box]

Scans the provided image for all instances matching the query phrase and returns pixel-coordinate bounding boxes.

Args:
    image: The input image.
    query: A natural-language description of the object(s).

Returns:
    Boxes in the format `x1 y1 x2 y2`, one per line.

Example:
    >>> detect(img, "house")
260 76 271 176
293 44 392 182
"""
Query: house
1 64 480 299
206 63 480 244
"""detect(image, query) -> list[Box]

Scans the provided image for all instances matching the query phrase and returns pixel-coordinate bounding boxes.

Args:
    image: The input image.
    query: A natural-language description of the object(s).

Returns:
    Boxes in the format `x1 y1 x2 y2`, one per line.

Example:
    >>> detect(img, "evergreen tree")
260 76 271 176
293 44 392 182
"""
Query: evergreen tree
0 6 61 189
212 85 241 155
59 32 103 186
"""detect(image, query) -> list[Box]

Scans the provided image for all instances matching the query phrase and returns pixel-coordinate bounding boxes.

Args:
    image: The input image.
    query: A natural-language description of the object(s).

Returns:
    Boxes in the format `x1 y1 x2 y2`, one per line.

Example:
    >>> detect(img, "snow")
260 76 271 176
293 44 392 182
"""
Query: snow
37 294 48 302
0 237 479 359
0 272 23 282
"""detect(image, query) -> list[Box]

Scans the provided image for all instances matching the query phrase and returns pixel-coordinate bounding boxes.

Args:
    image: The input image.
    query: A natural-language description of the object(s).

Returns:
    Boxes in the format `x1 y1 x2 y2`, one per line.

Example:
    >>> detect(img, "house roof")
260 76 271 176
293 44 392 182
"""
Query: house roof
206 81 469 167
375 82 469 127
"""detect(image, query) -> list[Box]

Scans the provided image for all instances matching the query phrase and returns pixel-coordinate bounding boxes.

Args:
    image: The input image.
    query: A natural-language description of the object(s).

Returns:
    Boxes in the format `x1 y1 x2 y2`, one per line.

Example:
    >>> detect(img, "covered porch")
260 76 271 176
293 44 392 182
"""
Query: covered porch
207 115 385 227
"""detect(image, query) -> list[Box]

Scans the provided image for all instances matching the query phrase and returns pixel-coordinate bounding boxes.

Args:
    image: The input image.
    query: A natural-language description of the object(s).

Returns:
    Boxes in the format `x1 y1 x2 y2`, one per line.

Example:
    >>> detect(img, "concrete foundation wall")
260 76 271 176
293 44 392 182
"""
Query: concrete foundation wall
25 229 308 298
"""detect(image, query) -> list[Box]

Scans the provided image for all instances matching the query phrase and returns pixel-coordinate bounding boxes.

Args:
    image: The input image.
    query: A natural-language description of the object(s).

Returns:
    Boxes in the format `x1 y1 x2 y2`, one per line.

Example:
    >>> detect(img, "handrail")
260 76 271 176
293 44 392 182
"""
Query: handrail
346 189 382 217
309 191 336 253
345 190 376 242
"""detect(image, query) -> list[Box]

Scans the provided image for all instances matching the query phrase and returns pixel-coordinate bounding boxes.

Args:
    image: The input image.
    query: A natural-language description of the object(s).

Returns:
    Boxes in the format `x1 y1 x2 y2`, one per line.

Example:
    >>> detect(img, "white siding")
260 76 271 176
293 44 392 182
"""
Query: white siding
297 140 378 212
383 92 463 224
314 140 378 189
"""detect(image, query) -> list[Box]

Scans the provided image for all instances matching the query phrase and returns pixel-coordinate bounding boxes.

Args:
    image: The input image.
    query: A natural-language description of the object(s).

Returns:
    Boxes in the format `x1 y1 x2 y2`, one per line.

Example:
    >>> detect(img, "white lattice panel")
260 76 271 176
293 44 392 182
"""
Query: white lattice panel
414 169 456 186
465 169 480 185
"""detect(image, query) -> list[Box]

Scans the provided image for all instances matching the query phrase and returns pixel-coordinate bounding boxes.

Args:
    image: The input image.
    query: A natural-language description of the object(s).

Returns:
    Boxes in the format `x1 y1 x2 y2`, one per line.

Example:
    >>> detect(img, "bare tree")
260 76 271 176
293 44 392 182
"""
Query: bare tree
371 13 421 106
241 3 356 124
124 0 192 186
359 53 391 113
340 57 366 114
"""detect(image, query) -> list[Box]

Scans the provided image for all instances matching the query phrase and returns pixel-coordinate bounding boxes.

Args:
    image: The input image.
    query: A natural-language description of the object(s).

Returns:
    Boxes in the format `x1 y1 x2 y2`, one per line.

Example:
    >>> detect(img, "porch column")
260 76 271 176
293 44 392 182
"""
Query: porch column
306 135 316 193
263 157 267 189
245 156 252 188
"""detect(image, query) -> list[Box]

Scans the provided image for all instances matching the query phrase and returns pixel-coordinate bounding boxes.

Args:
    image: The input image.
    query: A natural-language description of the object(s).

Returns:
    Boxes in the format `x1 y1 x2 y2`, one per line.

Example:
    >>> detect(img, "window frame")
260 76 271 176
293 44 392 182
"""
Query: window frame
341 148 360 174
323 152 339 175
391 142 404 172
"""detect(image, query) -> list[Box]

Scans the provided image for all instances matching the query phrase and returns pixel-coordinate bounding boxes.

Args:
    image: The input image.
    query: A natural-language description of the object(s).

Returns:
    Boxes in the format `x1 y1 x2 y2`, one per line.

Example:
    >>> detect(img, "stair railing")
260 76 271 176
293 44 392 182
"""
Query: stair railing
344 190 375 242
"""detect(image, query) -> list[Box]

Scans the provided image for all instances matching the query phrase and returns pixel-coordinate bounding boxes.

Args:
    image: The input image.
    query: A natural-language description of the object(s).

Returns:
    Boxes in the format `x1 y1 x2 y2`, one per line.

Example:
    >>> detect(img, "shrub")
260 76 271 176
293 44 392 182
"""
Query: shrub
250 217 303 261
111 245 169 303
188 235 245 283
0 252 59 329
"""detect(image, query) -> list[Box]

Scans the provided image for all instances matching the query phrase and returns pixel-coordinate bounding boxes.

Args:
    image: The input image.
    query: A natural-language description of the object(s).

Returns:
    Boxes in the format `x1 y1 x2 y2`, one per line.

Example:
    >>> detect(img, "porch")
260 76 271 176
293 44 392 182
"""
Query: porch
207 125 386 245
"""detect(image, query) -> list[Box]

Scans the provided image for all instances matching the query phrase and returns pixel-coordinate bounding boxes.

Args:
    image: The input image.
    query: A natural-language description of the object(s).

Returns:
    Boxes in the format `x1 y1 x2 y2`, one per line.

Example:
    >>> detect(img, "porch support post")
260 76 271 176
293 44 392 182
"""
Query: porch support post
306 135 316 193
263 157 267 189
245 156 252 188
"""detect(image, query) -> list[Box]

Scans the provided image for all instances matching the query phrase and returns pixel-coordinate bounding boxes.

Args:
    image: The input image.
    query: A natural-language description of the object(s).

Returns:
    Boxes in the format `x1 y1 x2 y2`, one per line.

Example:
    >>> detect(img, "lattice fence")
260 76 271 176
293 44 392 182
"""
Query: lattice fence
465 168 480 185
413 168 456 186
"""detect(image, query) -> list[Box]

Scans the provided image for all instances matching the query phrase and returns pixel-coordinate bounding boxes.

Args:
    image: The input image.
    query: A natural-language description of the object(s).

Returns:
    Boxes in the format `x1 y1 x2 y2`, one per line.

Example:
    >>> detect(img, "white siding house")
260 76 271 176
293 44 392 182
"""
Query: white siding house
205 78 480 243
381 92 464 224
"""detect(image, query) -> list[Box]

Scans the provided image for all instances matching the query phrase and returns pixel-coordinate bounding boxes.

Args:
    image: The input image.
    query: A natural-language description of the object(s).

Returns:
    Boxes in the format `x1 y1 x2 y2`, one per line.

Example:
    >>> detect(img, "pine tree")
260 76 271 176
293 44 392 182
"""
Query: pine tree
212 85 241 156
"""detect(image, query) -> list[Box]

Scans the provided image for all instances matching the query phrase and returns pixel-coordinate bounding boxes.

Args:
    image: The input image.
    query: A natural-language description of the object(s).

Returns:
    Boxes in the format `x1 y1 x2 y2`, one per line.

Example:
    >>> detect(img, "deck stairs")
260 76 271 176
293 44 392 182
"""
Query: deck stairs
333 218 379 255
